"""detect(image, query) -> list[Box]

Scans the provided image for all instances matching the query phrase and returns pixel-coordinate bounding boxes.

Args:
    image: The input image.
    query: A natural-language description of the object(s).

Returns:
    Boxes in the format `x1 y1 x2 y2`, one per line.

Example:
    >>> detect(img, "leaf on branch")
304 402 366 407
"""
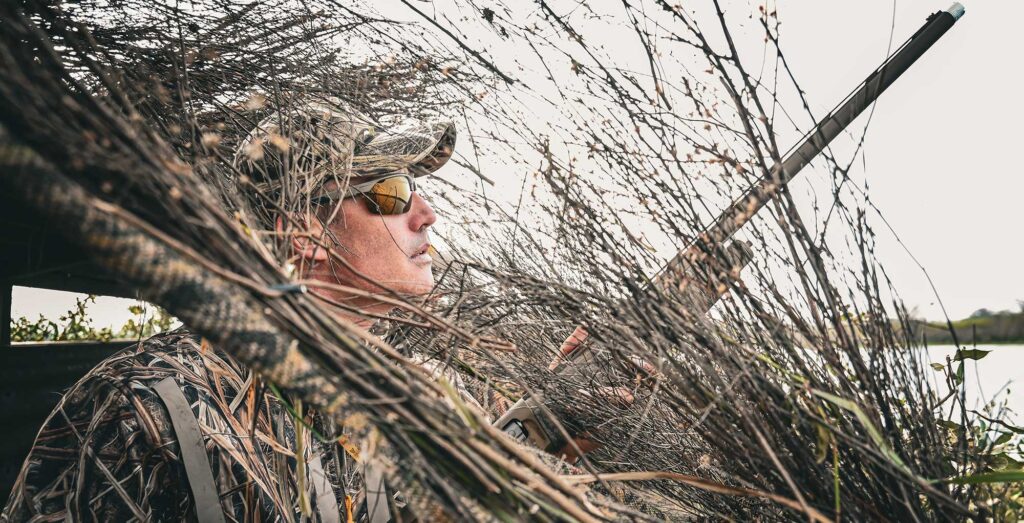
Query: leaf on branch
954 349 991 361
811 389 910 474
949 469 1024 485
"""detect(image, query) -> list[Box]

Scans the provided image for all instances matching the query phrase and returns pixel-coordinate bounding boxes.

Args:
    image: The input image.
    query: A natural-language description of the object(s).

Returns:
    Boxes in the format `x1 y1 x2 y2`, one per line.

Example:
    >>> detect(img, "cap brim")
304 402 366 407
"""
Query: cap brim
352 120 456 177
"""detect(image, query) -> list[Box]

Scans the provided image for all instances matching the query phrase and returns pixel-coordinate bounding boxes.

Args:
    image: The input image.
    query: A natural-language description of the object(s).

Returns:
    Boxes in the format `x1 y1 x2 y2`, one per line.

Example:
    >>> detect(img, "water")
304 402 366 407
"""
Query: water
927 345 1024 423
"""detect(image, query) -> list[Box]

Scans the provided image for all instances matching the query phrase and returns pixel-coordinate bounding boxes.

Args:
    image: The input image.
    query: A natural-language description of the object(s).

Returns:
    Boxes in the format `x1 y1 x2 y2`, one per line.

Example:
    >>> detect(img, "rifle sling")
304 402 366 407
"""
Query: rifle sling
364 462 392 523
155 377 341 523
153 377 227 523
309 452 342 523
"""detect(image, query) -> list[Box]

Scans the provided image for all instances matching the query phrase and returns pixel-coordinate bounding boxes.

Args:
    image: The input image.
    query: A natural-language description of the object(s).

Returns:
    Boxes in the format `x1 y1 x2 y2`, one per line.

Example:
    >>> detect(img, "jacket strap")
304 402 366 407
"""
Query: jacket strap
309 452 342 523
153 377 227 523
363 461 392 523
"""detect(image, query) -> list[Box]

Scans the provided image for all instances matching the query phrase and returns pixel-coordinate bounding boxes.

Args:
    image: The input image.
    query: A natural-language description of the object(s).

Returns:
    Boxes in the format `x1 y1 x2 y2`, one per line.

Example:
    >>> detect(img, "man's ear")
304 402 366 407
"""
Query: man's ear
276 213 329 263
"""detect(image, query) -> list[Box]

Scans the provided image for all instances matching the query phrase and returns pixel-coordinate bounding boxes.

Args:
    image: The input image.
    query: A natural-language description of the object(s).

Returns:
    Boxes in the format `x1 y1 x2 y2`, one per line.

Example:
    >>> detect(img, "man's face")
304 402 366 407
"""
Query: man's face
313 185 438 297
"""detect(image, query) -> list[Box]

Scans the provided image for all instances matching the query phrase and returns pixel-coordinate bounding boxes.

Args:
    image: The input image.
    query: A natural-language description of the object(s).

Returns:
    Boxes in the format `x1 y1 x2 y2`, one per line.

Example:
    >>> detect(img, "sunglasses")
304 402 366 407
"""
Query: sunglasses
315 172 418 215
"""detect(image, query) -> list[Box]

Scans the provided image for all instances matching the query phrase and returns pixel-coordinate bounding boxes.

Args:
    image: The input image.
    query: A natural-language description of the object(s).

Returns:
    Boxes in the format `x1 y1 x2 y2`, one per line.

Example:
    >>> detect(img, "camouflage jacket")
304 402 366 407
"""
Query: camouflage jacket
1 329 512 522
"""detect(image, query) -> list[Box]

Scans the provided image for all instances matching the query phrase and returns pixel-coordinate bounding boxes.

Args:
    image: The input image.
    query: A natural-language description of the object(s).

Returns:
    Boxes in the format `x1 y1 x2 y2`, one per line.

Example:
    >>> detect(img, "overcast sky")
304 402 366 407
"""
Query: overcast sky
770 1 1022 321
13 1 1021 327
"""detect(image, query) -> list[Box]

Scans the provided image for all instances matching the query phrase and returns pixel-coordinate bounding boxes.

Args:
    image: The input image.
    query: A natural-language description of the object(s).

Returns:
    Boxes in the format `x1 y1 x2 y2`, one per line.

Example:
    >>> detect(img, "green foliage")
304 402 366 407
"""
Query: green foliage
911 304 1024 345
953 469 1024 485
10 295 177 343
929 359 1024 519
115 303 177 339
947 414 1024 519
954 348 992 361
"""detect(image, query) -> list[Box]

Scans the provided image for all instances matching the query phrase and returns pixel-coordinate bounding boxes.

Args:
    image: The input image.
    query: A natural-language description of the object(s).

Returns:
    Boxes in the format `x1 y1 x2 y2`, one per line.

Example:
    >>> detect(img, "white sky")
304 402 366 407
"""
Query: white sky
770 1 1023 321
12 1 1021 326
408 0 1023 323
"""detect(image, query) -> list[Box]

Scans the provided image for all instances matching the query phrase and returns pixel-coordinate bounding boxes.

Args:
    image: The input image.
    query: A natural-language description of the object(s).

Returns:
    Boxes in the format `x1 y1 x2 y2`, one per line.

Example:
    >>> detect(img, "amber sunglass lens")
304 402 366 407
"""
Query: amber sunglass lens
367 176 412 215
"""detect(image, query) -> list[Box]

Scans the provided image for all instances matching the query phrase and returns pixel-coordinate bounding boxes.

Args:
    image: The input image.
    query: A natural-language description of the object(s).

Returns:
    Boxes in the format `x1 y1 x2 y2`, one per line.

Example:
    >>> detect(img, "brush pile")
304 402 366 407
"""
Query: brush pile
0 0 1010 520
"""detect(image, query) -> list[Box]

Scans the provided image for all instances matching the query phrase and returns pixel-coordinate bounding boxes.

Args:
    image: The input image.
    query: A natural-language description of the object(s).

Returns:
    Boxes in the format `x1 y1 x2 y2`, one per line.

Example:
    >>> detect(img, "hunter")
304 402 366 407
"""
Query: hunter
2 100 584 522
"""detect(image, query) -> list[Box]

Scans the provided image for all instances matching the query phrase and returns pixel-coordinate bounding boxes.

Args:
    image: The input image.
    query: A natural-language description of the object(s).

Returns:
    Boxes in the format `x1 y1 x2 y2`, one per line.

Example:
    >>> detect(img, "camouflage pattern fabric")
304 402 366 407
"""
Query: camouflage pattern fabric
0 146 600 523
233 99 457 197
1 329 509 522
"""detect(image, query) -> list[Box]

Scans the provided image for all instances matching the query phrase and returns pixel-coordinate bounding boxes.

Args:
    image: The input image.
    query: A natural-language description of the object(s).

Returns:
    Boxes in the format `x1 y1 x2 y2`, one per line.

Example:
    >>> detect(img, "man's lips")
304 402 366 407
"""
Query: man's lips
410 242 432 265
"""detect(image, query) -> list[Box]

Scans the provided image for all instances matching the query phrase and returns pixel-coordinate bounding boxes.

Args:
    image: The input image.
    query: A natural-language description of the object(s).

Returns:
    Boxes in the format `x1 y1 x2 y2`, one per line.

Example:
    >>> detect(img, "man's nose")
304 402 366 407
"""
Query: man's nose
408 192 437 231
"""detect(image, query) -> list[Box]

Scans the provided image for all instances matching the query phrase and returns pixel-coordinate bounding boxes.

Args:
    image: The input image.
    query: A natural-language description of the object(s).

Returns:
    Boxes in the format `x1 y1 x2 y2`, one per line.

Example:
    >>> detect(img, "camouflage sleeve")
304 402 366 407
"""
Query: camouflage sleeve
1 348 191 522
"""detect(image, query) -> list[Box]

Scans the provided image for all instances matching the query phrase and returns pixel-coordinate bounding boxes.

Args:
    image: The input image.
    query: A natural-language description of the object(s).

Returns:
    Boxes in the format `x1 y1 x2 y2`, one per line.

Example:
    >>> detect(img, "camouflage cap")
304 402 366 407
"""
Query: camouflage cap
353 116 456 177
235 98 456 196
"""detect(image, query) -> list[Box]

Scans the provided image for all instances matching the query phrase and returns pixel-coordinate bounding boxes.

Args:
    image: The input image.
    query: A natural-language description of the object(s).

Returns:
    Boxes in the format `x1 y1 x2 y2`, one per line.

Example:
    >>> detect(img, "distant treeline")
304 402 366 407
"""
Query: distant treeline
910 306 1024 345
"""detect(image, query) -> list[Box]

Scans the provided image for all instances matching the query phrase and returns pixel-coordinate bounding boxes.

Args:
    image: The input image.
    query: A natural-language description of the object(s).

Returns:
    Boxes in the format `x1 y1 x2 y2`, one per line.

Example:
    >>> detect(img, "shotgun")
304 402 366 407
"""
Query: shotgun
495 3 966 454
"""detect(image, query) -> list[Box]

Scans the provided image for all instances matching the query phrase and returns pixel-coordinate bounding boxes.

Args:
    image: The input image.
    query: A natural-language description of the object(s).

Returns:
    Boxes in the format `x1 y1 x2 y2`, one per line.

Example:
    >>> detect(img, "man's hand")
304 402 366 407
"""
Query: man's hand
547 329 658 463
554 386 635 463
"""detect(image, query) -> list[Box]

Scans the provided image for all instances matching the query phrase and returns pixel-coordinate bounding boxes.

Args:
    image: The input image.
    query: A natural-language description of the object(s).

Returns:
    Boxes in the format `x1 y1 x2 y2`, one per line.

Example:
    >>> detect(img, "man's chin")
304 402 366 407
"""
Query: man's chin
393 269 434 296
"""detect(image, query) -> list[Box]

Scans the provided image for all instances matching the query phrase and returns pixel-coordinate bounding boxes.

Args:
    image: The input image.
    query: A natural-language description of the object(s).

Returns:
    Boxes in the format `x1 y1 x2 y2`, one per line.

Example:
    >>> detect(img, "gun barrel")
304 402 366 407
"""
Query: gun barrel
777 5 961 186
495 5 966 451
947 3 966 20
657 4 964 292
